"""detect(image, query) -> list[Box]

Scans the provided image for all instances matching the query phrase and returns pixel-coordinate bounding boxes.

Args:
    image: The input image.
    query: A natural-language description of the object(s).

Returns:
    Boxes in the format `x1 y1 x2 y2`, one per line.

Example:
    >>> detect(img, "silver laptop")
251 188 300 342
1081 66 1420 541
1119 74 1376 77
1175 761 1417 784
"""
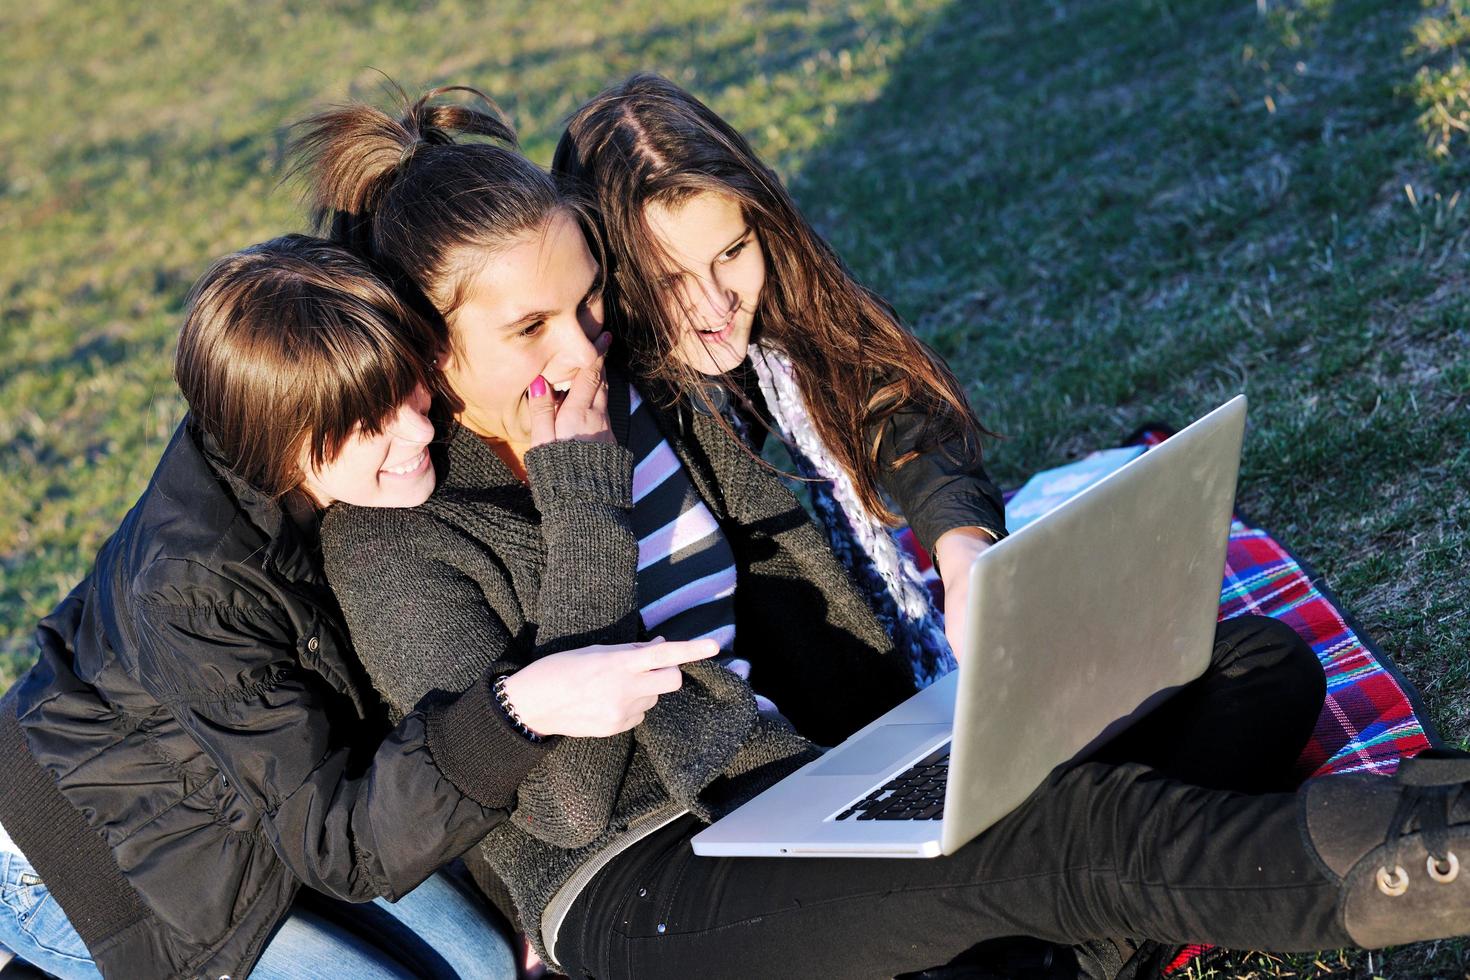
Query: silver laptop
691 395 1247 858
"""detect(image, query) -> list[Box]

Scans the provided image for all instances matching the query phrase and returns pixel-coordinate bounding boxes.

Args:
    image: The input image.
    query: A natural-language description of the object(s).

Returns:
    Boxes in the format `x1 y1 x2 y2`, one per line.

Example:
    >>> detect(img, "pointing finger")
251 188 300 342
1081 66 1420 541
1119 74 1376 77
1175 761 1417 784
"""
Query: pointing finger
640 638 720 671
640 665 685 696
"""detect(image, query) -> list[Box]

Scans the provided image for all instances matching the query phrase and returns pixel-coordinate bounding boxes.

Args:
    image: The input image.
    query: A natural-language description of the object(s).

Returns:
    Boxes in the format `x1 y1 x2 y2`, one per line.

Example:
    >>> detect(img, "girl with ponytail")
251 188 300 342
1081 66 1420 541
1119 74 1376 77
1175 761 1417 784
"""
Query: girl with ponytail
296 81 1470 980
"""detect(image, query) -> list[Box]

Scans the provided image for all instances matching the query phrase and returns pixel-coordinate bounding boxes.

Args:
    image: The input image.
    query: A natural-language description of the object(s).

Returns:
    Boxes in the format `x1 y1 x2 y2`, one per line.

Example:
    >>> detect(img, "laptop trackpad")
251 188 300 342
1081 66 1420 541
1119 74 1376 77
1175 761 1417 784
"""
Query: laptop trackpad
808 724 951 776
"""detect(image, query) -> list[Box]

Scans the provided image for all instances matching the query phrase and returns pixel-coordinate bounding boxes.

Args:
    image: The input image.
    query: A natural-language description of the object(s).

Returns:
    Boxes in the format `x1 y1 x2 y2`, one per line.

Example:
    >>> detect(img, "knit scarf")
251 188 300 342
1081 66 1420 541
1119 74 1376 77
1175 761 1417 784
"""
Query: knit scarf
748 345 955 687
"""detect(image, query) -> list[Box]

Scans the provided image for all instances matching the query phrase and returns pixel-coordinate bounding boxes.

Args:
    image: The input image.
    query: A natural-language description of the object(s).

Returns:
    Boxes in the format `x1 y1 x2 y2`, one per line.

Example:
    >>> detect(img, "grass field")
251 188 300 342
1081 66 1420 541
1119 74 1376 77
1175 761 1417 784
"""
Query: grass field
3 0 1469 975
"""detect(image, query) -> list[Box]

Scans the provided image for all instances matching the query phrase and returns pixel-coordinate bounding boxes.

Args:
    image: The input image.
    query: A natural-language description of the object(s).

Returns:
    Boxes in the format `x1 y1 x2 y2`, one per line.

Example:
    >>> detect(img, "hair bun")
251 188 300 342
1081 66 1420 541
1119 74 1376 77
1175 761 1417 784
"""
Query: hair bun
403 86 517 150
288 77 569 336
290 81 522 254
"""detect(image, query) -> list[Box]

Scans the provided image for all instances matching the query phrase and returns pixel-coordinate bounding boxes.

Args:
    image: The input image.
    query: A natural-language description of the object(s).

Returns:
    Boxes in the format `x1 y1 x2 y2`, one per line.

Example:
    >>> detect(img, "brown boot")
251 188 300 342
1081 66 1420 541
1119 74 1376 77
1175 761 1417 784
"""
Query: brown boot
1301 750 1470 948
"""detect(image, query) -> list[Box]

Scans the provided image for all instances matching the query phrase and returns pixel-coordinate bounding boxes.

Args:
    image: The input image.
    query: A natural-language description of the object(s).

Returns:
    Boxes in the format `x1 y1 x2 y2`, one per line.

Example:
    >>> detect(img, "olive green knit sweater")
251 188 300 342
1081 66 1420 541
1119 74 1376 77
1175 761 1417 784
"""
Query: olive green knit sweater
320 382 916 961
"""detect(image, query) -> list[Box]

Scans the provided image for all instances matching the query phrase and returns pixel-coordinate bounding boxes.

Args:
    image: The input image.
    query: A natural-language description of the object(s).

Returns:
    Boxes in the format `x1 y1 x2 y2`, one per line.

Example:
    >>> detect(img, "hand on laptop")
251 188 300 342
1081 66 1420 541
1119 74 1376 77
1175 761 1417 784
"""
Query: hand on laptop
933 527 995 662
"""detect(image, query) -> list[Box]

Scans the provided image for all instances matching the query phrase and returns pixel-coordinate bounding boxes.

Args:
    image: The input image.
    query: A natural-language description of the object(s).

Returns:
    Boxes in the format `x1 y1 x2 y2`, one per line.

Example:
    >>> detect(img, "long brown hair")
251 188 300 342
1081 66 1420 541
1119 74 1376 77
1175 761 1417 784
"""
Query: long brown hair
175 234 435 498
553 73 992 522
289 83 592 374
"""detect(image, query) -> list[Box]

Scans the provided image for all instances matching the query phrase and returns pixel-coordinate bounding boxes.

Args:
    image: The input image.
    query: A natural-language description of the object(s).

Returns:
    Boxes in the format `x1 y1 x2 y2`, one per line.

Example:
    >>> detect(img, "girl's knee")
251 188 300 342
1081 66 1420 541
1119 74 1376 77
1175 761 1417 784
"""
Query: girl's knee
1217 615 1324 705
1218 615 1310 666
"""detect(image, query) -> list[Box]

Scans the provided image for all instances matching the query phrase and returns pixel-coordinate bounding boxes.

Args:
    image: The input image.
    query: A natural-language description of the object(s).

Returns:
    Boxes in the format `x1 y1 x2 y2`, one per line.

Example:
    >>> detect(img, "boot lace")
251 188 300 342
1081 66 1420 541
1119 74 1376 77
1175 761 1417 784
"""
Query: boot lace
1377 752 1470 896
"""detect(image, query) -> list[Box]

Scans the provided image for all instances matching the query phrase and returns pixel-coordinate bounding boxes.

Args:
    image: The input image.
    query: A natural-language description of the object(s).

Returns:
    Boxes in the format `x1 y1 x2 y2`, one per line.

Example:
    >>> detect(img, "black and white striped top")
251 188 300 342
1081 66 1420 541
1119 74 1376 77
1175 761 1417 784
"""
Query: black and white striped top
627 386 738 652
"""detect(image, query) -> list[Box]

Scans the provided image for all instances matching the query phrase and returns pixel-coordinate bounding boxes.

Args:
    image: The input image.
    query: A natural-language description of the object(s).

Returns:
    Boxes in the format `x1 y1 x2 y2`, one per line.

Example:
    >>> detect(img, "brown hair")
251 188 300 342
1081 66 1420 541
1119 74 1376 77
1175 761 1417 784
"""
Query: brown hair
289 83 590 362
553 73 992 522
175 234 436 499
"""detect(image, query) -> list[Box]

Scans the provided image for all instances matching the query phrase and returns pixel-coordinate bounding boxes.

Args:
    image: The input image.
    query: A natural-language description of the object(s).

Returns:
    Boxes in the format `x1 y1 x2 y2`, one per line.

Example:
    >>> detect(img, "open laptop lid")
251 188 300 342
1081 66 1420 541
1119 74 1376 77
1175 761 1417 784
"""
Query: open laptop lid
940 395 1247 854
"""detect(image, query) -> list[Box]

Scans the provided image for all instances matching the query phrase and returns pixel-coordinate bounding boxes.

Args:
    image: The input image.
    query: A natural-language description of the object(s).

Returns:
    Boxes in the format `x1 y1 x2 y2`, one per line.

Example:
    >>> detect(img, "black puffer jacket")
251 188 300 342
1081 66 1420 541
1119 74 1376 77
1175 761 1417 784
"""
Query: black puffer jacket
0 420 552 979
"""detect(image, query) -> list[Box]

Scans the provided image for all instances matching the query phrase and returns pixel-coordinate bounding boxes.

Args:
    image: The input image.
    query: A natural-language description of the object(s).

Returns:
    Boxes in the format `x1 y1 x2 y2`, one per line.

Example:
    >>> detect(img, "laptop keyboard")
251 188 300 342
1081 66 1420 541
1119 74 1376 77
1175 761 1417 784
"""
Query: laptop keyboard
834 743 950 821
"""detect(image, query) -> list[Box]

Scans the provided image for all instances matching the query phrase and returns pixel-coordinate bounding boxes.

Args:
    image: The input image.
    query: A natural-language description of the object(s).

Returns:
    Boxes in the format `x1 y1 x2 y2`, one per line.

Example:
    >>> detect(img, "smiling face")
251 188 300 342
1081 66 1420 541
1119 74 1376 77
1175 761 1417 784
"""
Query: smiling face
643 191 765 376
439 209 606 466
299 383 436 508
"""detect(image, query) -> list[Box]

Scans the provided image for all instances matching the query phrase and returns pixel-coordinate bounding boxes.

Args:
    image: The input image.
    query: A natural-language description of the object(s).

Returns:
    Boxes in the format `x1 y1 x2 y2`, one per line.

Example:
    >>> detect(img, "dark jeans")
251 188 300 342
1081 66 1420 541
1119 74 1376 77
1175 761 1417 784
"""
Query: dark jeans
557 616 1341 980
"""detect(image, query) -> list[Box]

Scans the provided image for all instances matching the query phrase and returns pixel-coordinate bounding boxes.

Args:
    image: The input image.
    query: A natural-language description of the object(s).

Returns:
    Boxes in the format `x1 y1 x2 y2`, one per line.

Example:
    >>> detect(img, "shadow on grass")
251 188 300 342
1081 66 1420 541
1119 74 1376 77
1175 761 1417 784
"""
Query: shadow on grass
786 0 1470 641
773 0 1470 975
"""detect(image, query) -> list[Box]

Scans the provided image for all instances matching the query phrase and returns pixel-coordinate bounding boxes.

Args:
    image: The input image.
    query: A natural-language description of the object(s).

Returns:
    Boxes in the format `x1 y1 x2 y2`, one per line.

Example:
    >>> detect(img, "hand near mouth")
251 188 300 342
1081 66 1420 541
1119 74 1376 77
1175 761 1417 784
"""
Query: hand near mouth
527 330 615 449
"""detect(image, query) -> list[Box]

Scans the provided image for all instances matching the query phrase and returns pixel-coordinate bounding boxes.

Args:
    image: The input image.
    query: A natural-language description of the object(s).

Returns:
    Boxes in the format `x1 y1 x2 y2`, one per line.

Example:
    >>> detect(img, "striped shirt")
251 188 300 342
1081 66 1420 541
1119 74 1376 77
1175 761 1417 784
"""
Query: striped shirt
627 386 738 653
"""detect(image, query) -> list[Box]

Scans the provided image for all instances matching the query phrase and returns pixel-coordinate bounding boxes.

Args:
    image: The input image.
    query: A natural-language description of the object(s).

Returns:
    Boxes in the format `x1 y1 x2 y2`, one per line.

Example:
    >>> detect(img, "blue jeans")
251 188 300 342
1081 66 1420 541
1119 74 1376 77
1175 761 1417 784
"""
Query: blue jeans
0 823 100 979
253 866 516 979
0 822 515 979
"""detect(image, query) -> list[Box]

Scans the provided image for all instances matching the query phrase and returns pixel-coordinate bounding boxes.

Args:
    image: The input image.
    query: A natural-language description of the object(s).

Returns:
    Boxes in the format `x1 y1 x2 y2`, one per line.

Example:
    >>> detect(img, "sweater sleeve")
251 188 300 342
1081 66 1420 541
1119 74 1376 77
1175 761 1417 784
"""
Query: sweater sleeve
523 438 642 651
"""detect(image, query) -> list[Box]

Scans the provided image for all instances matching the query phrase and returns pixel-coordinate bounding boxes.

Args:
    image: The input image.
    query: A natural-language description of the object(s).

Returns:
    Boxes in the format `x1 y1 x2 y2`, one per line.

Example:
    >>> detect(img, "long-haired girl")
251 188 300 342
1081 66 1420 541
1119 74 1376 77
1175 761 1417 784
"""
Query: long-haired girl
553 73 1005 683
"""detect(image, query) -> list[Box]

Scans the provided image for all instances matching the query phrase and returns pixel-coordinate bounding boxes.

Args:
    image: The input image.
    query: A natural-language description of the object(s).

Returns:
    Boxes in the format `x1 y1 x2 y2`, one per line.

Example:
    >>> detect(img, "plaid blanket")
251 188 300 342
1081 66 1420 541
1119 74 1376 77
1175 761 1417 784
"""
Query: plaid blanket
897 428 1438 976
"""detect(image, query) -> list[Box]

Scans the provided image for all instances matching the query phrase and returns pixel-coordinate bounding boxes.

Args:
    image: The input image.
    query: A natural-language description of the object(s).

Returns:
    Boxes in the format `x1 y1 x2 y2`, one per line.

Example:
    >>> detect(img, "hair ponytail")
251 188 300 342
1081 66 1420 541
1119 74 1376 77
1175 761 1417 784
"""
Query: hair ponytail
289 97 412 251
289 84 565 329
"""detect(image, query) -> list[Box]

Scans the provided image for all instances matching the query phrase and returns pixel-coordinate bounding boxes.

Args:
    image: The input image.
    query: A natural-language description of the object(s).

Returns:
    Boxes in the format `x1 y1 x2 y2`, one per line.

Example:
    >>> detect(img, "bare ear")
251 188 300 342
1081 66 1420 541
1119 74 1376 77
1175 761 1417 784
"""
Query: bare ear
293 438 330 509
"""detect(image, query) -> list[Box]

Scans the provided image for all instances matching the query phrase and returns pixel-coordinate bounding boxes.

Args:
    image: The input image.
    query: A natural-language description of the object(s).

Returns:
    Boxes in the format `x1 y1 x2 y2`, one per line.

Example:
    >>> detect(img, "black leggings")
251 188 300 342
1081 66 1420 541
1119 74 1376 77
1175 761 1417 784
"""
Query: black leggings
556 616 1342 980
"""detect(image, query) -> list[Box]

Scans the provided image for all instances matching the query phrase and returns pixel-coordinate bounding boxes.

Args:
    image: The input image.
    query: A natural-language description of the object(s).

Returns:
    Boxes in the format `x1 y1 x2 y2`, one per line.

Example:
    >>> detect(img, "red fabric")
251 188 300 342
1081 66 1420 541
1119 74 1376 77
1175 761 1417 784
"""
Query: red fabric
1163 945 1212 974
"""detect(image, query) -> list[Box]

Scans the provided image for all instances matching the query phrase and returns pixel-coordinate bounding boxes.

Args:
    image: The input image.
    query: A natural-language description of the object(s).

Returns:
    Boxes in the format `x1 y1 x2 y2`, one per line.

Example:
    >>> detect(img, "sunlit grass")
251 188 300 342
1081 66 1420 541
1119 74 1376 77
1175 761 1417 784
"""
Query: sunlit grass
0 0 943 673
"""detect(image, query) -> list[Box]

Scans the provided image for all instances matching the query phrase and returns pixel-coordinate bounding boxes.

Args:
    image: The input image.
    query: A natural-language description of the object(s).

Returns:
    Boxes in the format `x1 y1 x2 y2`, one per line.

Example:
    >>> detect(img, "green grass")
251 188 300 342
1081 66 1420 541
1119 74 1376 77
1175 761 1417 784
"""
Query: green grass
3 0 1470 975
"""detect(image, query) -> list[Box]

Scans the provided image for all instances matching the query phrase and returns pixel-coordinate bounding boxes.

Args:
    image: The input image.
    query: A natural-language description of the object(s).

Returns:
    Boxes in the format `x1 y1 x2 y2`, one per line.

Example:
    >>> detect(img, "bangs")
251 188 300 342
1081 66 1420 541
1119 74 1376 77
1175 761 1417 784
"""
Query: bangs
177 234 441 499
297 298 434 470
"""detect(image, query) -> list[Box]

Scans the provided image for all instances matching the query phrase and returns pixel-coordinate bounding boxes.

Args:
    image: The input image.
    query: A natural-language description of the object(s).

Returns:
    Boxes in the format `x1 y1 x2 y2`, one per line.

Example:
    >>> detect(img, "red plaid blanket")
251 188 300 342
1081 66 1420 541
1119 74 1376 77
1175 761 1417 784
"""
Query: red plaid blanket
1218 516 1435 776
897 430 1437 976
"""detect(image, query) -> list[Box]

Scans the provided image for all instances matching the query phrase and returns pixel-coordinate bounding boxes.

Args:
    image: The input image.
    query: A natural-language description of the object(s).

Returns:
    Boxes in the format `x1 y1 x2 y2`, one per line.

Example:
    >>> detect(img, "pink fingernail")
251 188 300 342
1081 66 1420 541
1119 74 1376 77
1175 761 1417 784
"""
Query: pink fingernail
529 375 548 398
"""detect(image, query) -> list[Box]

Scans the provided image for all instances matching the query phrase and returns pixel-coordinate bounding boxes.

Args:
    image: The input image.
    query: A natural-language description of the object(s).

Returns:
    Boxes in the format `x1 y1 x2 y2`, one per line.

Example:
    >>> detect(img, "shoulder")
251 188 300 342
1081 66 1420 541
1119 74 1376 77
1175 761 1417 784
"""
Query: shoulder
126 557 300 695
130 556 277 618
120 425 281 612
320 503 462 584
321 500 445 556
320 500 520 600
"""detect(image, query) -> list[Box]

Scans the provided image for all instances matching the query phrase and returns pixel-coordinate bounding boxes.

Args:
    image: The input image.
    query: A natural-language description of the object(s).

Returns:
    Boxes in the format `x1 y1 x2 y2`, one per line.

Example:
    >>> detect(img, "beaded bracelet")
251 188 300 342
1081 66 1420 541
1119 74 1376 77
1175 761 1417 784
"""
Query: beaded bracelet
493 674 543 742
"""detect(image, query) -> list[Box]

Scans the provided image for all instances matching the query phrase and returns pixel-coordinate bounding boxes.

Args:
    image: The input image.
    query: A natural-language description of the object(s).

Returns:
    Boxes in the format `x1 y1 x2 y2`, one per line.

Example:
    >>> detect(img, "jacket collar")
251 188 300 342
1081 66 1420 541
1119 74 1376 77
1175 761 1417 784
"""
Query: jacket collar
186 418 322 580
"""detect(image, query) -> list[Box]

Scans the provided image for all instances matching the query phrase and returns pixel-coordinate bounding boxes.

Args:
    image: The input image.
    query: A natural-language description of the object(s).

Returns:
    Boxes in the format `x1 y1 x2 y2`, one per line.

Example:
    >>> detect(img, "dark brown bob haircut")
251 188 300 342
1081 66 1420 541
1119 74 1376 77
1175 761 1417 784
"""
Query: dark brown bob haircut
175 234 435 499
553 73 992 522
289 83 590 361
